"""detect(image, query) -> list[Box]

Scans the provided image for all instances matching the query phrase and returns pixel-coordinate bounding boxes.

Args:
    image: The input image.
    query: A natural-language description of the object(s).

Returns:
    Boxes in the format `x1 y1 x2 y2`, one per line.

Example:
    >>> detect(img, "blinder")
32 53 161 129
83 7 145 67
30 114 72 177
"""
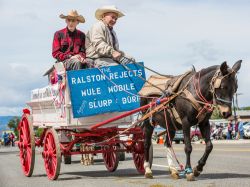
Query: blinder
214 77 222 89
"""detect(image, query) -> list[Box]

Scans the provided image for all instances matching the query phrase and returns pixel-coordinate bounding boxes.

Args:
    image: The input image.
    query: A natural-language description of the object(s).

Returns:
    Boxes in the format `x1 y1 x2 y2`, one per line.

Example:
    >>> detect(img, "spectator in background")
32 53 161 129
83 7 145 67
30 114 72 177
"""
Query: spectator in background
234 117 239 140
238 117 244 140
227 120 233 140
1 132 5 146
3 132 9 146
9 132 15 147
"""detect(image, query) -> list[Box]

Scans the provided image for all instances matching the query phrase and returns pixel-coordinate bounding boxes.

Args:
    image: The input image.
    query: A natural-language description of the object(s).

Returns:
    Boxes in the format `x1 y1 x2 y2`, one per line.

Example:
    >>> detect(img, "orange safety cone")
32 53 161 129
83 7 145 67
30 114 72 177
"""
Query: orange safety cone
127 137 132 146
158 136 164 144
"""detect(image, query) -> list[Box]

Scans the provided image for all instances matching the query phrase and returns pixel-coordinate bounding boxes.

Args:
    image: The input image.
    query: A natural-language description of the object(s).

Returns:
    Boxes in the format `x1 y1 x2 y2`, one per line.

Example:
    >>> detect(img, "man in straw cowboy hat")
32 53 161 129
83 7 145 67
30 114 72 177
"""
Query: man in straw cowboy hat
86 5 133 67
52 10 86 70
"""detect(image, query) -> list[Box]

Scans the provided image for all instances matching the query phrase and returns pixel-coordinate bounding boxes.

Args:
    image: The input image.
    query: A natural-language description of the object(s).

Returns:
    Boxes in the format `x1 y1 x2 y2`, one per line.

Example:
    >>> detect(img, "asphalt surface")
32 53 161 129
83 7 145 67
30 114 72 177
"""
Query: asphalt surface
0 140 250 187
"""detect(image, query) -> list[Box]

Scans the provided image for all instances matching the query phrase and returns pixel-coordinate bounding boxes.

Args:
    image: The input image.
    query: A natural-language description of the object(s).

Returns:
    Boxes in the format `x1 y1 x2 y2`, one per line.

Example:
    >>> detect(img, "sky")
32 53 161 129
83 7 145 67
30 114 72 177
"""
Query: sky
0 0 249 116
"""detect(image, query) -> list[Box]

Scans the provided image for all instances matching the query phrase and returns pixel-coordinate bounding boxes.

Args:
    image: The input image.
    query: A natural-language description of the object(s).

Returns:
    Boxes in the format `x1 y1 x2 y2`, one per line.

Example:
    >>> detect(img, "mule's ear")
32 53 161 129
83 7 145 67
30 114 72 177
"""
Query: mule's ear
232 60 242 73
191 65 196 72
220 61 228 75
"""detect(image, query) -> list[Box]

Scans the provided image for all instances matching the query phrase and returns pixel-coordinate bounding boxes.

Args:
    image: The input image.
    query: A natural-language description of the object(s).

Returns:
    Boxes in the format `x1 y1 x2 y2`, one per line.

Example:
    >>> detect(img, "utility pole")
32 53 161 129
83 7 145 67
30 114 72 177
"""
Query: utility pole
232 96 237 123
235 93 243 110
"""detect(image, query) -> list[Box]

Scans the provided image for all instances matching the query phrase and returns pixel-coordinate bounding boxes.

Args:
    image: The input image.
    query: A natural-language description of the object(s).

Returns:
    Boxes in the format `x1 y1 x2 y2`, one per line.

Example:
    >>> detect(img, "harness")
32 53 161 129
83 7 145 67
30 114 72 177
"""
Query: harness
181 68 235 123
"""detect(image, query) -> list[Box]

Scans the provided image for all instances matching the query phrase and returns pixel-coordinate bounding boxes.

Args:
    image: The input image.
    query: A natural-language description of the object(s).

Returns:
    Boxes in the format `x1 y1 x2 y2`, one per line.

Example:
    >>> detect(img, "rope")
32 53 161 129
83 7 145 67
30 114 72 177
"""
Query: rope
120 56 171 78
119 62 166 95
85 101 168 146
192 71 214 117
86 60 159 100
163 107 184 171
84 94 180 147
96 65 157 100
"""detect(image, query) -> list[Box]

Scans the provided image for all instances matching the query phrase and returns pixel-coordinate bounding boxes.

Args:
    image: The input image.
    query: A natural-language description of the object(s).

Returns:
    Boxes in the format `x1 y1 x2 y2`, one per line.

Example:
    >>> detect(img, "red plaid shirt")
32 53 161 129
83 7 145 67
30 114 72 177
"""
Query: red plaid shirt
52 27 86 61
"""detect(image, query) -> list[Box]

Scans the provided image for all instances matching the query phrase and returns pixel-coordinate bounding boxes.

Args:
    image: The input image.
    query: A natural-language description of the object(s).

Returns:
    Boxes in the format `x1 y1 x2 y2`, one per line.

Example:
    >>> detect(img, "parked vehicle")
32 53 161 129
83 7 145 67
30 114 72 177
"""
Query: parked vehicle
173 130 184 144
243 122 250 138
172 126 202 144
190 126 202 142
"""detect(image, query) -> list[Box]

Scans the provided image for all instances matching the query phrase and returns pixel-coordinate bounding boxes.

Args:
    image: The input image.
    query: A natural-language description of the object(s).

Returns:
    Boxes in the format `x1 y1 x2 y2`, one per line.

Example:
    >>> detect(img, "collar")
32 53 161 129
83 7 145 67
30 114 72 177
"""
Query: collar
66 27 77 36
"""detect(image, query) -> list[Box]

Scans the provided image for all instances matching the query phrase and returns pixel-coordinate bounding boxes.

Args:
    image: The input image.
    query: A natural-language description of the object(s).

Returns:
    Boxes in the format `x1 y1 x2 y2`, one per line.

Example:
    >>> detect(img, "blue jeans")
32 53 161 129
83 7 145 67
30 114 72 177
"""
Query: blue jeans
227 131 232 140
239 130 244 139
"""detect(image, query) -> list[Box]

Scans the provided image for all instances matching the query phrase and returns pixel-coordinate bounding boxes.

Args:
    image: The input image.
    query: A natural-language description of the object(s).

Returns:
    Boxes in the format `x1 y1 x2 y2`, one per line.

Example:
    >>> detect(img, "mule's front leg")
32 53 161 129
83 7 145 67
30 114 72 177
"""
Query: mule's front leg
193 122 213 177
144 123 154 179
183 124 195 181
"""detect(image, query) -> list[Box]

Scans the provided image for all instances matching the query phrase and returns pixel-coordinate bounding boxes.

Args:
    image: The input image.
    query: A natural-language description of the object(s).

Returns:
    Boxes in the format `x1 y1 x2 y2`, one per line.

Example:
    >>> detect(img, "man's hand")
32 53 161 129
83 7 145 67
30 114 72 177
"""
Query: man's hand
71 55 86 63
124 55 136 63
112 50 122 60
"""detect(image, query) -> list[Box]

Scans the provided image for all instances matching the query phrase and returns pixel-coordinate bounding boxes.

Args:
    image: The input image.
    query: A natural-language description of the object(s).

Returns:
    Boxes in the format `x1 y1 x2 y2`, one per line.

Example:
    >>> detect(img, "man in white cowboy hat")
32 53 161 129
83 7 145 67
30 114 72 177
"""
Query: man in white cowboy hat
86 5 133 67
52 10 86 70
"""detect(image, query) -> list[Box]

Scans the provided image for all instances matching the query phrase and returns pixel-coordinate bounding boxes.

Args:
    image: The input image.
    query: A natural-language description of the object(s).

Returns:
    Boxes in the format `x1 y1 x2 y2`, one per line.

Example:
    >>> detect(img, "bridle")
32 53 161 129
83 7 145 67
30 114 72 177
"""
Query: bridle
209 68 236 105
192 67 236 114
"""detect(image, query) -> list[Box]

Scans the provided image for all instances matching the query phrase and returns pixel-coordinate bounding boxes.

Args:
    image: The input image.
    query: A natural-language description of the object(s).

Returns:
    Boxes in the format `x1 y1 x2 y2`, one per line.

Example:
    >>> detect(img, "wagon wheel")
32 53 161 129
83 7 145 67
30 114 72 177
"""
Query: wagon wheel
42 128 61 180
132 134 153 174
102 144 119 172
18 114 35 177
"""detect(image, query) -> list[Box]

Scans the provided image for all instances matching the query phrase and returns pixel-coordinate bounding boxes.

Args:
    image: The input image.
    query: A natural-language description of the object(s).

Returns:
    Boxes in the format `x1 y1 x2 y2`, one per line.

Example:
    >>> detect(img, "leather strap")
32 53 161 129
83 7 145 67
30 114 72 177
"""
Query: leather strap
183 89 207 123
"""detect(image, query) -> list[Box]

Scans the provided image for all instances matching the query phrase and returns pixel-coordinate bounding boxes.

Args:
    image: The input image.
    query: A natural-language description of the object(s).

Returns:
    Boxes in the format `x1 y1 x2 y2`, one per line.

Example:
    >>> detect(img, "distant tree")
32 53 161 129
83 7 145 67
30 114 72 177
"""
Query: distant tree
7 117 20 137
211 107 223 119
241 106 250 110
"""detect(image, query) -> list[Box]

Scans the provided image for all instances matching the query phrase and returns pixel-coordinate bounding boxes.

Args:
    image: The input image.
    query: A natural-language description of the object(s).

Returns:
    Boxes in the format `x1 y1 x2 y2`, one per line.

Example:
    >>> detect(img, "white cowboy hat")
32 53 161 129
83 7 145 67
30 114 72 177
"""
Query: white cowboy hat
95 5 125 20
60 10 85 23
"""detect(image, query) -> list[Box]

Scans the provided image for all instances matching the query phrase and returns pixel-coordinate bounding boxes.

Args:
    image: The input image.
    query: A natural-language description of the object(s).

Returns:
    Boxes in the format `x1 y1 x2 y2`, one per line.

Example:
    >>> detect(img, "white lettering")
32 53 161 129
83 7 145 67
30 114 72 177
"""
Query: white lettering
89 99 112 109
71 78 76 84
122 96 139 104
108 83 135 93
81 88 101 96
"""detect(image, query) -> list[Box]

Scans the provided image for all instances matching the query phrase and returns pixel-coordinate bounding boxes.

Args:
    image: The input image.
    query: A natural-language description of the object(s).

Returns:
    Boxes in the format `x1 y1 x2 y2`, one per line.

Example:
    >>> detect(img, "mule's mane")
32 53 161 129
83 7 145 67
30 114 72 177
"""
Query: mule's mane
199 65 219 75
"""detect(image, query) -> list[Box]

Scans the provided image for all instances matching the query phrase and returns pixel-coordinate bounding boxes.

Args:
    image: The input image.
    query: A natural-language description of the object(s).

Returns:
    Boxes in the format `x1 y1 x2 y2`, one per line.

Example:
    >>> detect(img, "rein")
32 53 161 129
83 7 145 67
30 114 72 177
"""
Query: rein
188 67 236 121
193 71 214 111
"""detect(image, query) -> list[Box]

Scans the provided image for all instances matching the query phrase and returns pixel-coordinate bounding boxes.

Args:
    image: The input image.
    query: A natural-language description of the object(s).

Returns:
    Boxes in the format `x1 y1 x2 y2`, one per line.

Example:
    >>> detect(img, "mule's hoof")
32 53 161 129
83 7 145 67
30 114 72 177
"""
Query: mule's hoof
170 172 180 180
186 173 195 181
170 167 180 180
145 172 153 179
193 167 201 177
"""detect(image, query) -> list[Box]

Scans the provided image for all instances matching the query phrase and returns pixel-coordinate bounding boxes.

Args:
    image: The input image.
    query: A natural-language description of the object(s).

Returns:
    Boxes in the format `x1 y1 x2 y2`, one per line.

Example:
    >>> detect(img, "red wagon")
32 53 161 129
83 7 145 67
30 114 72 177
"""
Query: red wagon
17 62 168 180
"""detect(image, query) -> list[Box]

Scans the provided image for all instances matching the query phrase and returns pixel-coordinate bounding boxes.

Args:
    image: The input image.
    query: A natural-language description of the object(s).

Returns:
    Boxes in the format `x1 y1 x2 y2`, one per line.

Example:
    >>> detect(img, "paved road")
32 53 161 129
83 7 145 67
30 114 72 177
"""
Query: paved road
0 141 250 187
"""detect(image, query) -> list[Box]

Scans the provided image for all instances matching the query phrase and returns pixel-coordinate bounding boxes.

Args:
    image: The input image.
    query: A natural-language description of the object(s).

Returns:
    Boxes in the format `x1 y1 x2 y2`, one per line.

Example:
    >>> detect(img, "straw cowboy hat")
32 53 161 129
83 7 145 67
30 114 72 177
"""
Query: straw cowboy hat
60 10 85 23
95 5 125 20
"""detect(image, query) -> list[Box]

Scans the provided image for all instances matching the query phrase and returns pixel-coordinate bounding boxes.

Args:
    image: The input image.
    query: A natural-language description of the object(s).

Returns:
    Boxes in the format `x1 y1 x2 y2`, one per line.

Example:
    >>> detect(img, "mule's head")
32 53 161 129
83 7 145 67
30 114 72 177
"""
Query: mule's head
212 60 242 118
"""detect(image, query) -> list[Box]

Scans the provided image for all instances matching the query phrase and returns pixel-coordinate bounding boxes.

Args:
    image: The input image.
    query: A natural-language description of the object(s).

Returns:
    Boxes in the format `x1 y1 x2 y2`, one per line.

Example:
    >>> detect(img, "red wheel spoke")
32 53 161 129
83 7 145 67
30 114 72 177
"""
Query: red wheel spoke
42 129 61 180
111 152 115 163
26 150 31 164
49 134 54 150
21 125 27 141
